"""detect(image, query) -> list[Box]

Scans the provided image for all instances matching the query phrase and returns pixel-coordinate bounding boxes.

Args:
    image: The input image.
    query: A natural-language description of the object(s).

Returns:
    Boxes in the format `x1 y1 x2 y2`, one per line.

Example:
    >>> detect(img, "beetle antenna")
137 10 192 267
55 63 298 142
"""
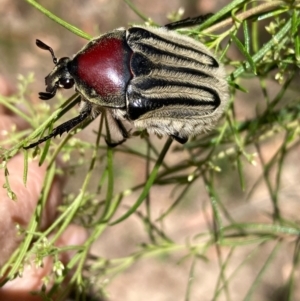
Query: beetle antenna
23 110 90 149
38 82 58 100
38 91 56 100
164 13 213 30
36 39 58 65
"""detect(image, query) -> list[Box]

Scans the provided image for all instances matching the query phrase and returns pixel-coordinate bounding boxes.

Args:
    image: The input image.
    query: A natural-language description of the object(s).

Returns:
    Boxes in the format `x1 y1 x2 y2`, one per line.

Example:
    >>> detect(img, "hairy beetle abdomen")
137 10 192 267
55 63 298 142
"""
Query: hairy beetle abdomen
71 30 133 108
125 26 228 140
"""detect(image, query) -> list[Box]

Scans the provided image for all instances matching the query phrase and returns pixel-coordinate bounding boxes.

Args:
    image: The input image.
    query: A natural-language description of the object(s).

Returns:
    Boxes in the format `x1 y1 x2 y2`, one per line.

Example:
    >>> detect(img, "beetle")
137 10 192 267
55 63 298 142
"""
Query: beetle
24 14 228 149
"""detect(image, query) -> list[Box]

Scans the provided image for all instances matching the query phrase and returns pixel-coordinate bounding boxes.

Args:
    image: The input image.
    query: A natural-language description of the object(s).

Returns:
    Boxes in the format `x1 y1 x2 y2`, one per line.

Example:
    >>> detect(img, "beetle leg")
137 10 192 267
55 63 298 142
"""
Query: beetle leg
105 112 129 147
114 117 130 140
164 13 213 30
105 138 126 148
171 135 188 144
24 102 92 149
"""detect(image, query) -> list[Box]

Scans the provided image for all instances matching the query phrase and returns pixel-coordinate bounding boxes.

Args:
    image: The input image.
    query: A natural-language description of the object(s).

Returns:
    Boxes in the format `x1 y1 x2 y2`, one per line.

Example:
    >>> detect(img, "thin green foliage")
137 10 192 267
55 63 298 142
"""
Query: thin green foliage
243 241 282 301
0 1 300 300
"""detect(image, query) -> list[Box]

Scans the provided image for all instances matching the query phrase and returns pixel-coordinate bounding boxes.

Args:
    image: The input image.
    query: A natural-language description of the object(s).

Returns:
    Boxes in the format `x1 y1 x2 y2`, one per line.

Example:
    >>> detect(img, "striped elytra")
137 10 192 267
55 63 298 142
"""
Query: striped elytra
24 15 228 149
126 26 228 141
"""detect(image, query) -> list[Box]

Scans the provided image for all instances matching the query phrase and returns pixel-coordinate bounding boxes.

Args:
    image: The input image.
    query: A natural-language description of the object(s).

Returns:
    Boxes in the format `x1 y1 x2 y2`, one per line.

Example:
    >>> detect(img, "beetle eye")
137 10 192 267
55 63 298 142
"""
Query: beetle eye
60 78 74 89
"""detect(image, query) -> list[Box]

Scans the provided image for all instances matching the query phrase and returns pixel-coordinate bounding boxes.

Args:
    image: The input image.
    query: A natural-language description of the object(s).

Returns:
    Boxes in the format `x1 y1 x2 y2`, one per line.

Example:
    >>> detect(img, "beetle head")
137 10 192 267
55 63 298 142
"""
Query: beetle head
36 39 75 100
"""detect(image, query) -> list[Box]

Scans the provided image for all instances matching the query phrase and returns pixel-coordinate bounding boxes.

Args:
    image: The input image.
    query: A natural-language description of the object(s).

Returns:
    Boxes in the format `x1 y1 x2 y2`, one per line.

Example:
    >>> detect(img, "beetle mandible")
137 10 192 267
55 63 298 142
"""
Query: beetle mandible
24 14 228 149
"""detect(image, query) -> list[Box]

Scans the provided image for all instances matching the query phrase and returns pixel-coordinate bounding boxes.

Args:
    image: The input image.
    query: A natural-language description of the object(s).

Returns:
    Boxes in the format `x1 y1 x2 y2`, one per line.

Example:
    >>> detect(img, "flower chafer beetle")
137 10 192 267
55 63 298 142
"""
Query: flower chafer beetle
24 14 228 149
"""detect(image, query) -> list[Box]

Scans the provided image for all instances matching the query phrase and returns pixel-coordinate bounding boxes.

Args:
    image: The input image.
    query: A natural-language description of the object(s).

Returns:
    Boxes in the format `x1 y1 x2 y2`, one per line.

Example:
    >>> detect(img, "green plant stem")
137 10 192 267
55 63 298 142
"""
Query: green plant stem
109 137 173 225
